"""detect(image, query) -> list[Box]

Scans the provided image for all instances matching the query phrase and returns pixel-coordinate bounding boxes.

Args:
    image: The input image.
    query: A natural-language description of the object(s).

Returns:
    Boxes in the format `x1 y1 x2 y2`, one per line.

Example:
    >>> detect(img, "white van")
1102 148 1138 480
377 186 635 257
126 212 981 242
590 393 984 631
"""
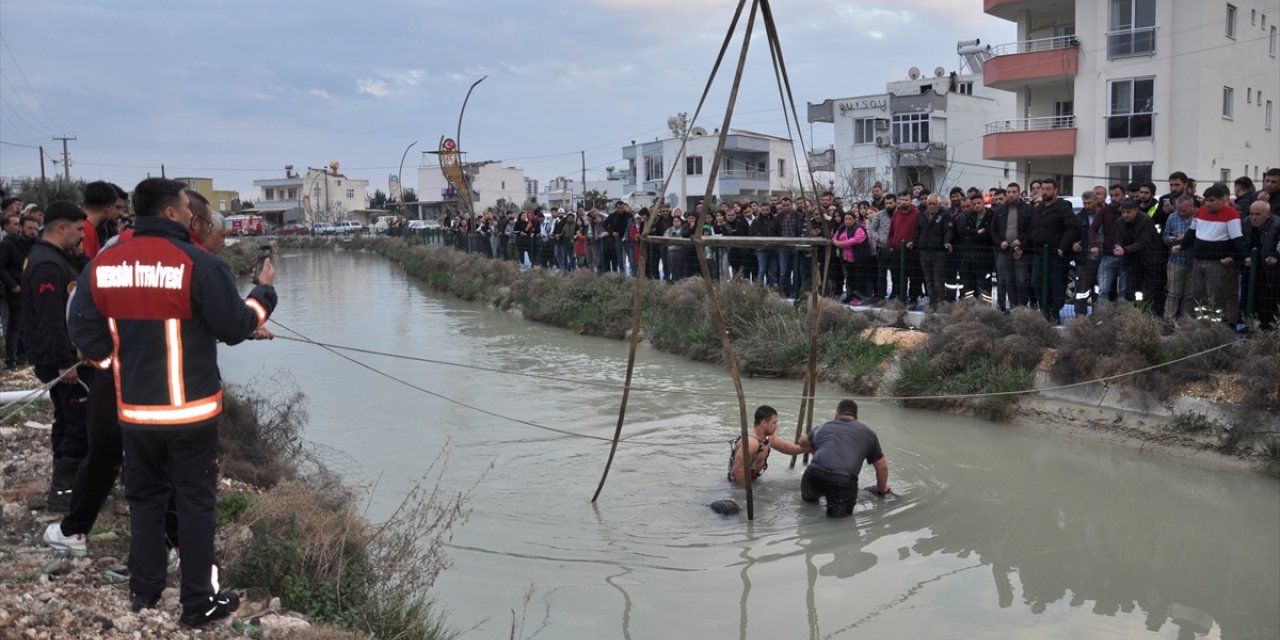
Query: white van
335 220 365 234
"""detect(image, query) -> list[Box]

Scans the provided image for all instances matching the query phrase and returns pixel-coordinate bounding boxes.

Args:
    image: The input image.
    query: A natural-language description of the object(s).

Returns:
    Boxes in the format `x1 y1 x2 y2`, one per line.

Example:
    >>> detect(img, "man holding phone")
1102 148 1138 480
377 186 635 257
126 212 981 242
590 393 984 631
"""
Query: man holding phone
69 178 277 627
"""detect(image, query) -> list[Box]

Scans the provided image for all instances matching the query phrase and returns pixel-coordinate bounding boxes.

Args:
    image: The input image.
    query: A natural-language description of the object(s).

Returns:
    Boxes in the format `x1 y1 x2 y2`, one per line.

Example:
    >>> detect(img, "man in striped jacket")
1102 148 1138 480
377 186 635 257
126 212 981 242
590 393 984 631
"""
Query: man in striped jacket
68 178 277 627
1172 183 1246 327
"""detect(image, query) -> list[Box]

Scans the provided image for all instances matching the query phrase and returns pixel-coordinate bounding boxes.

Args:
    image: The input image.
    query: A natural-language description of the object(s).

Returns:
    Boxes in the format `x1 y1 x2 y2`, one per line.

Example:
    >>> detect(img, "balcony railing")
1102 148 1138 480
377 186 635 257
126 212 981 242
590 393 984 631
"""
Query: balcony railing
1107 26 1157 58
719 169 769 181
988 35 1079 57
1105 112 1155 140
984 115 1076 135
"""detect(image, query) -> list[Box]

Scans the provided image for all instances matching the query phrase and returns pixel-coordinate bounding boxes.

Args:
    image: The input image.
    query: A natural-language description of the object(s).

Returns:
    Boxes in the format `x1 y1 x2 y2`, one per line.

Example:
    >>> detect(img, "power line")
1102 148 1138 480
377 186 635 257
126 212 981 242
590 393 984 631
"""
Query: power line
0 34 64 133
0 139 40 149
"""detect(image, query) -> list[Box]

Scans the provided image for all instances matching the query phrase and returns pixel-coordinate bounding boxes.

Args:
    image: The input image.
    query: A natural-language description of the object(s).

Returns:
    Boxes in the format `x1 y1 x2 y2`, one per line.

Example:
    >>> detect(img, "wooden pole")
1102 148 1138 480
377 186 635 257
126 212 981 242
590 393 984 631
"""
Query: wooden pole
592 0 752 503
690 0 760 519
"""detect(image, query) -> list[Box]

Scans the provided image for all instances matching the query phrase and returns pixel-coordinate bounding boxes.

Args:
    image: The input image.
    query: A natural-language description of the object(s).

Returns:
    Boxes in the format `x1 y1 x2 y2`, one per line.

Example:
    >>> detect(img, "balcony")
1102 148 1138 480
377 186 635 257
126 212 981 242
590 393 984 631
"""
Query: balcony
1107 26 1157 59
984 36 1079 90
808 147 835 172
983 116 1077 161
984 0 1075 21
719 169 769 182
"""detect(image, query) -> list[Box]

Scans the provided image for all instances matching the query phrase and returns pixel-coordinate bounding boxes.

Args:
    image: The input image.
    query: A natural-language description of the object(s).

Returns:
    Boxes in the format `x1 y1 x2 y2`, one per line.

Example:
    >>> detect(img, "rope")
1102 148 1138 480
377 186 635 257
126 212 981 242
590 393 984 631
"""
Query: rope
0 363 86 425
270 332 1239 403
267 319 729 447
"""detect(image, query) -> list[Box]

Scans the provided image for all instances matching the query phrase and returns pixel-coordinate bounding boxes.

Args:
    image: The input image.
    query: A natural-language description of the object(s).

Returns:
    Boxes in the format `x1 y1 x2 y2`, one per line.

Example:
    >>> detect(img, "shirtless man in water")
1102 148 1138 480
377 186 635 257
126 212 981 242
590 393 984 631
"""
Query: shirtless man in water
728 405 809 486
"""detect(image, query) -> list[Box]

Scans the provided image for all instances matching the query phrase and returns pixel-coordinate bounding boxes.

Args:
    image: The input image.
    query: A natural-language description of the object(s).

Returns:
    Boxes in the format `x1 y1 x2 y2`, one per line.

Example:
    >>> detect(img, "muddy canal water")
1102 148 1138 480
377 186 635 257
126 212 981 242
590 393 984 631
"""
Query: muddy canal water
220 250 1280 639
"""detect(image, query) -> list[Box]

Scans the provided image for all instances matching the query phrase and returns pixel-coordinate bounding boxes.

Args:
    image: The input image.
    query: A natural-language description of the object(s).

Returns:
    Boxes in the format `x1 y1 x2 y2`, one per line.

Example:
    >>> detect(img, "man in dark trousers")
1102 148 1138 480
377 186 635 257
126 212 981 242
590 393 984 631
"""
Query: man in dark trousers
797 399 890 518
0 215 38 368
21 202 90 511
1024 179 1080 323
69 178 277 627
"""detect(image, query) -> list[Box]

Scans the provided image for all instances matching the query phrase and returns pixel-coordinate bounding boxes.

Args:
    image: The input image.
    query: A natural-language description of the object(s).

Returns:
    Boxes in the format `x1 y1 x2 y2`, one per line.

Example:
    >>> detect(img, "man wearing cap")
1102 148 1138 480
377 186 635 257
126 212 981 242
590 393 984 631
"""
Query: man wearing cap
21 202 90 511
1113 198 1161 307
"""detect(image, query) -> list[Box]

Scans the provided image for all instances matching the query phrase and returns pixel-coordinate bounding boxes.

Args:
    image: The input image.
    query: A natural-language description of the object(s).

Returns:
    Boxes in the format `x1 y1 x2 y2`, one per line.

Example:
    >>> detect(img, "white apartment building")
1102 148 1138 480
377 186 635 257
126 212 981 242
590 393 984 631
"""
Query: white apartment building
621 128 796 211
417 161 526 213
809 63 1016 197
252 163 369 225
983 0 1278 194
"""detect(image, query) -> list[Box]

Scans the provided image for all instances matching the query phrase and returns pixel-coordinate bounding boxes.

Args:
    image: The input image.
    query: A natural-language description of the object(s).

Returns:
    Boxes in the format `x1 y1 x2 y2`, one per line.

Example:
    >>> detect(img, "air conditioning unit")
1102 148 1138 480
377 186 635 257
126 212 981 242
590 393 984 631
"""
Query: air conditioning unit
875 136 890 148
874 118 890 131
931 141 946 149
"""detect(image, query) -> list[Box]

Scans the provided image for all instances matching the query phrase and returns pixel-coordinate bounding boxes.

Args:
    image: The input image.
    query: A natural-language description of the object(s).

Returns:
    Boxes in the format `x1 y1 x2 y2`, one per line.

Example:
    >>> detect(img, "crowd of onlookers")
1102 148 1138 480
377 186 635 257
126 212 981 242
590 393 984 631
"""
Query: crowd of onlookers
435 168 1280 331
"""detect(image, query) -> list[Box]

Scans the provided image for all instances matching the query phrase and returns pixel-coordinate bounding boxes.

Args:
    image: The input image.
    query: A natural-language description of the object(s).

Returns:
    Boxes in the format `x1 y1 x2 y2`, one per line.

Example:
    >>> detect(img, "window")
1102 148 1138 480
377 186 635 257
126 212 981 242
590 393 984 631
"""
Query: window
1268 100 1274 130
644 155 664 181
346 189 355 199
1271 26 1277 56
854 118 876 144
957 82 974 95
264 188 273 200
1227 4 1237 38
1248 87 1253 103
778 158 786 178
218 200 227 211
1107 78 1155 139
288 188 298 199
686 155 704 175
891 113 931 144
1108 0 1156 58
1054 101 1075 128
1108 163 1153 185
1223 86 1235 119
853 168 875 193
1251 8 1257 25
1221 168 1231 183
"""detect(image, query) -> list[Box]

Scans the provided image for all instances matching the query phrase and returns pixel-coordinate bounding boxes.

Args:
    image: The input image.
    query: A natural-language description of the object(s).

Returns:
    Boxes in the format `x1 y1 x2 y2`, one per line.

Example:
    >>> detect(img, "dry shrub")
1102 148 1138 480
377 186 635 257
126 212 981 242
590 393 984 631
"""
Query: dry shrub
224 452 472 639
891 300 1054 420
1236 330 1280 413
220 379 306 488
1053 304 1240 398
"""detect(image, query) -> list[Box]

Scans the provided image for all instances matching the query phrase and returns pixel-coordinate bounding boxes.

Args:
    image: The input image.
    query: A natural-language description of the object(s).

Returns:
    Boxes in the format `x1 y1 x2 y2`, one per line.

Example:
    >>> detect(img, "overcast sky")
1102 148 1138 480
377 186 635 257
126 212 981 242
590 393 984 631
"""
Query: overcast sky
0 0 1013 202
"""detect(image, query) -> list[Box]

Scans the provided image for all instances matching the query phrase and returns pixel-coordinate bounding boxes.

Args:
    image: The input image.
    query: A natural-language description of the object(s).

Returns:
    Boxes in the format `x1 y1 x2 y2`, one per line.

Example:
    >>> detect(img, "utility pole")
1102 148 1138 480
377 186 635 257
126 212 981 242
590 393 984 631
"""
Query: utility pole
580 150 586 209
52 135 76 181
38 146 47 205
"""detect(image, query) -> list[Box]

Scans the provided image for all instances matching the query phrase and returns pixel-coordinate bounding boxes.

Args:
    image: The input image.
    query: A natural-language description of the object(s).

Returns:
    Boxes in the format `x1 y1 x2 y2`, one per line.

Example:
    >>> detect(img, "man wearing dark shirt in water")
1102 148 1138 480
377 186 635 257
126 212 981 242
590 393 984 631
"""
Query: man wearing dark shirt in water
797 399 890 517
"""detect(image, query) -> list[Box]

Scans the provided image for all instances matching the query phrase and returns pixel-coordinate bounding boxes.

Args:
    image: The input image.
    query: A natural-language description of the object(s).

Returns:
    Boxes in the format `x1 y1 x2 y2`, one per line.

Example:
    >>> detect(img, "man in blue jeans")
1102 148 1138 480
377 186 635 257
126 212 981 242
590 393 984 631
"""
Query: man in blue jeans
797 399 890 518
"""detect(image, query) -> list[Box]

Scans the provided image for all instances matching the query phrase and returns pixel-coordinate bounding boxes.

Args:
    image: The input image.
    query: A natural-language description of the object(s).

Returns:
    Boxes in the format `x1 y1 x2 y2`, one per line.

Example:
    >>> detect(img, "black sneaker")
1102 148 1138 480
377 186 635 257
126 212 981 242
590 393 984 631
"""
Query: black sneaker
180 591 240 628
129 592 159 613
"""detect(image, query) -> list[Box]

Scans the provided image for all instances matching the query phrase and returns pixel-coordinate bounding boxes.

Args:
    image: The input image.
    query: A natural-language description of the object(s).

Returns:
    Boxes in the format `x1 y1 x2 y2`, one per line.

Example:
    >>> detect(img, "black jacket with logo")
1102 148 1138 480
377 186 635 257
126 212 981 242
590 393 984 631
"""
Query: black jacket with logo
20 239 80 368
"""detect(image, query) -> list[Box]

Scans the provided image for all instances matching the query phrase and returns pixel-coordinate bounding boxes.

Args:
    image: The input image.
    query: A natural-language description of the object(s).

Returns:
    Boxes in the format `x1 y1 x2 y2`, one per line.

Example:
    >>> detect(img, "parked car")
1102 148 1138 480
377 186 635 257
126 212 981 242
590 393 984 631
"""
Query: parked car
312 222 336 235
335 220 365 234
278 223 309 236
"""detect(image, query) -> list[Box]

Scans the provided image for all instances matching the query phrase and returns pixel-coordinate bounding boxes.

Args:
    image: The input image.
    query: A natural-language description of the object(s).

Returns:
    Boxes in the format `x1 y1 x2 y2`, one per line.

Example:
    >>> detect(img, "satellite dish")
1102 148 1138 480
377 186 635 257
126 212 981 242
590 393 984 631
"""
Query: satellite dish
691 126 708 137
934 66 946 77
908 66 921 80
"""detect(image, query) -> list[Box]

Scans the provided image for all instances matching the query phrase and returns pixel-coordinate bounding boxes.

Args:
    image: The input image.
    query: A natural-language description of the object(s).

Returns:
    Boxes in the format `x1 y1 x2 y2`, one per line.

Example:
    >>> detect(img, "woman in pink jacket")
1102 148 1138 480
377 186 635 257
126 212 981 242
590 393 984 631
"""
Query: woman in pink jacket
832 211 869 304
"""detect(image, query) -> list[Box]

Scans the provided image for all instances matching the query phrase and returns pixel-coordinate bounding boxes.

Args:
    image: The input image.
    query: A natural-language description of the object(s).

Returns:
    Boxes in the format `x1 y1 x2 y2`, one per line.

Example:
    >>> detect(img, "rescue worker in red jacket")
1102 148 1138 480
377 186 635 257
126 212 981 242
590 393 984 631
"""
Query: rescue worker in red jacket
68 178 277 627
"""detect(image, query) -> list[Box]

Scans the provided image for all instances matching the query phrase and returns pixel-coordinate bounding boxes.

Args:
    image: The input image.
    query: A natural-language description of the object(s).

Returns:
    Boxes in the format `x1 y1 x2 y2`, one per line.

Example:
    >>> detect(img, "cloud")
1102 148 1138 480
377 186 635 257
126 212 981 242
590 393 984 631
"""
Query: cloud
309 88 333 101
357 79 390 98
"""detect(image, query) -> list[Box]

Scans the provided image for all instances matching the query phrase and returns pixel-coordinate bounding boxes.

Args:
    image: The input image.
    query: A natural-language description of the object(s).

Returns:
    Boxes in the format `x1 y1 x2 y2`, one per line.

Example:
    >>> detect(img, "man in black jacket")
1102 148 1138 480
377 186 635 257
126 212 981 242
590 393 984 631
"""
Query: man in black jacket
911 195 951 310
20 202 90 511
1024 179 1080 322
602 201 630 273
0 215 38 368
1113 199 1161 309
69 178 277 626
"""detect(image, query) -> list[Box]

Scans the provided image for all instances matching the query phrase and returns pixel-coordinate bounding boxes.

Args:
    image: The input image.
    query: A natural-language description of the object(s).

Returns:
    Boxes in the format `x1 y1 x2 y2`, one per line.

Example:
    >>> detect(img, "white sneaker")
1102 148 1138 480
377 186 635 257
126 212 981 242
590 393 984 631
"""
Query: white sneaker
43 523 87 557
